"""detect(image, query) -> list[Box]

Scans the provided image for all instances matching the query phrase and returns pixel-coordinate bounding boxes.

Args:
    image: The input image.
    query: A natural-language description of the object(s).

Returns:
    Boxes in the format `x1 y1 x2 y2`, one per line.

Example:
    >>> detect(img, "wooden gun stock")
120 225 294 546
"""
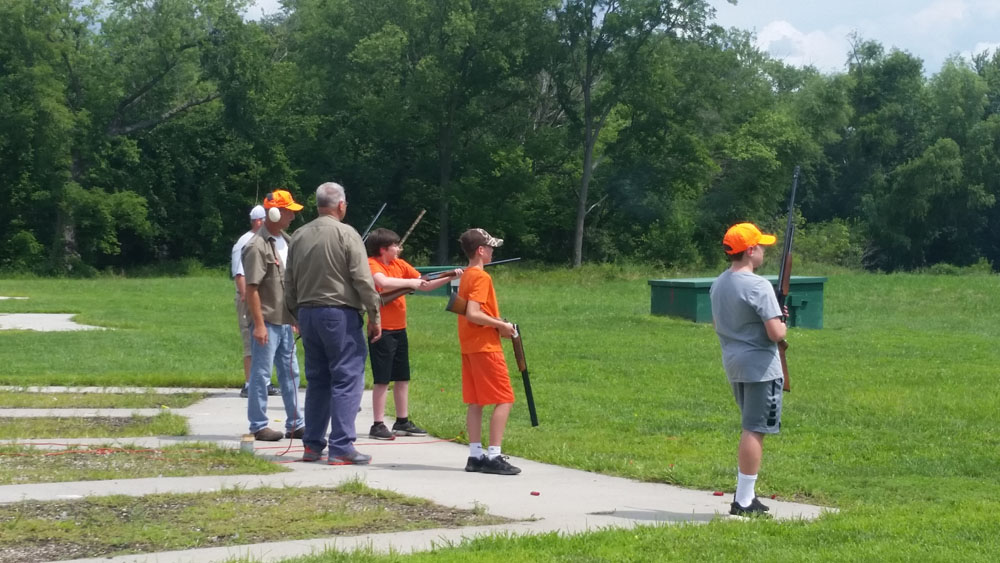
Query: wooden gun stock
778 339 790 392
445 292 467 315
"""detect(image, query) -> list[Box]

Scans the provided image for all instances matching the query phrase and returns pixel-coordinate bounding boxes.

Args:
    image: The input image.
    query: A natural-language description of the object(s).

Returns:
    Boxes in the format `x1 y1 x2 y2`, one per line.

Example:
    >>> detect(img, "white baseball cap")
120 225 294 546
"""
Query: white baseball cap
249 205 266 220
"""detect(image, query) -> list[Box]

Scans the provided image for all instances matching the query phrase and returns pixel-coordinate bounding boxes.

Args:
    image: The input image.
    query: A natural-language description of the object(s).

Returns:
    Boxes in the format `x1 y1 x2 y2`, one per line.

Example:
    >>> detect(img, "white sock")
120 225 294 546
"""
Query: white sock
469 442 483 458
735 471 757 507
487 445 501 459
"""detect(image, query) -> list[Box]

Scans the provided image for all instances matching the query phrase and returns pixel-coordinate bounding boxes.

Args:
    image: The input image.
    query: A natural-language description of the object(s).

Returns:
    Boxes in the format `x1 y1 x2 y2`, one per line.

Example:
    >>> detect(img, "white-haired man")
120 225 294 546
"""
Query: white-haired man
285 182 381 464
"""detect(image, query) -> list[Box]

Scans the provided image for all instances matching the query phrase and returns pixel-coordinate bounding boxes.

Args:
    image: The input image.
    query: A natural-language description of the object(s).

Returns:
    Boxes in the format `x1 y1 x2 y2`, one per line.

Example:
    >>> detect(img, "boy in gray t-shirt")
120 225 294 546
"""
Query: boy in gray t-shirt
709 222 787 517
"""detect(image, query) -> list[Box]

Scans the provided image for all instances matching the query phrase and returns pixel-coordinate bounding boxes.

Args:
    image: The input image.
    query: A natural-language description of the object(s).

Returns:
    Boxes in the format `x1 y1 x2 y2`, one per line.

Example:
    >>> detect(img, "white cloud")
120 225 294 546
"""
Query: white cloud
244 0 285 21
961 41 1000 61
909 0 967 31
970 0 1000 18
755 20 852 72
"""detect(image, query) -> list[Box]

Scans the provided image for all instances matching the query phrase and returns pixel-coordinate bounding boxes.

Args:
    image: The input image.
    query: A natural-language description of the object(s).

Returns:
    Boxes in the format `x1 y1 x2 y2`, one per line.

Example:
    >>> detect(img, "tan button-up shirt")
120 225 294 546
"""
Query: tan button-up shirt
284 214 381 326
242 230 294 326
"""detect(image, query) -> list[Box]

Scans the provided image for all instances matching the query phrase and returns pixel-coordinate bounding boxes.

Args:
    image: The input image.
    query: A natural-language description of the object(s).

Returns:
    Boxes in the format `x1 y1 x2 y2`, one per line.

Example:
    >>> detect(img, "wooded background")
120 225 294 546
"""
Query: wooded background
3 0 999 274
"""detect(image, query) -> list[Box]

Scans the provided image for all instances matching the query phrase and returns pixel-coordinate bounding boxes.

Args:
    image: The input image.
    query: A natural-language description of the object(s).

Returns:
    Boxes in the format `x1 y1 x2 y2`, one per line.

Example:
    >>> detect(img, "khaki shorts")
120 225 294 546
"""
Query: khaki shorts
235 292 252 357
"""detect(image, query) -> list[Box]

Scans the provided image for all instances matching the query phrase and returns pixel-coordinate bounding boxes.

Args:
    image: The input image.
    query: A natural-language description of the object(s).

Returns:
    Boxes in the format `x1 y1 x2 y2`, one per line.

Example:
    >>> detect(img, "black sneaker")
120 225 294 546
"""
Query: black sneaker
481 455 521 475
240 385 249 398
369 422 395 441
729 497 771 517
392 420 428 437
465 454 486 472
267 384 280 396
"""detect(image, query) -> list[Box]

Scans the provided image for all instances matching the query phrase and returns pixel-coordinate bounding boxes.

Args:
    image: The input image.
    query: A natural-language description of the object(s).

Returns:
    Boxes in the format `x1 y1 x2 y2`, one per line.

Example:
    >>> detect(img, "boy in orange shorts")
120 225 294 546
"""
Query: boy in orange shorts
456 228 520 475
365 228 462 440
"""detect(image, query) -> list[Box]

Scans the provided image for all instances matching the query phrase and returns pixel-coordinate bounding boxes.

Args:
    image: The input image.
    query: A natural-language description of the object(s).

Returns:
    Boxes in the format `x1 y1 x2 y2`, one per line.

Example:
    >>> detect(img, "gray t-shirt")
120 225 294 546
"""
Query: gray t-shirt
709 269 783 383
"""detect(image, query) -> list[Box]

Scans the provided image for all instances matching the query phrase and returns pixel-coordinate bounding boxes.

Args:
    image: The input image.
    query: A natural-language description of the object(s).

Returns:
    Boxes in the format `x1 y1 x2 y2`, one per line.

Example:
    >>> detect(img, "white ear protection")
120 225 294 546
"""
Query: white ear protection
268 207 281 222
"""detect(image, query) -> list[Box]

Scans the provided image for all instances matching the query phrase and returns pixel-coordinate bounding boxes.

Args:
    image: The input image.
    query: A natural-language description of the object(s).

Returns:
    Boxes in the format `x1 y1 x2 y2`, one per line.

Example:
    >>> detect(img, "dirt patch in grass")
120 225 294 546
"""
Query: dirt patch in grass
0 412 187 439
0 444 285 485
0 391 206 409
0 485 511 562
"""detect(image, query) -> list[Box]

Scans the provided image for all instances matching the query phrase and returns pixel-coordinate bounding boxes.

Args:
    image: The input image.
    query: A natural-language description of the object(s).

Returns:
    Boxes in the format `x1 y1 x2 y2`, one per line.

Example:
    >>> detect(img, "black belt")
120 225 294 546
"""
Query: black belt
298 303 357 310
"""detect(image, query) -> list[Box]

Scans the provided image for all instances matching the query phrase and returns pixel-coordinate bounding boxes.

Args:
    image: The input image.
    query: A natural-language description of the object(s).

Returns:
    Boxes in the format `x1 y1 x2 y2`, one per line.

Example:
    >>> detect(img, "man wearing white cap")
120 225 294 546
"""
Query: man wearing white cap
231 205 278 398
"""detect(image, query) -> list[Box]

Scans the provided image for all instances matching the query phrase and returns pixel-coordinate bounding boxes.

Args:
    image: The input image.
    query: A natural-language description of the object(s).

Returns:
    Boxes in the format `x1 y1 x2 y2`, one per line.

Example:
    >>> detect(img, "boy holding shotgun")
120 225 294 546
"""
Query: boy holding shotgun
365 228 462 440
709 222 787 517
455 228 520 476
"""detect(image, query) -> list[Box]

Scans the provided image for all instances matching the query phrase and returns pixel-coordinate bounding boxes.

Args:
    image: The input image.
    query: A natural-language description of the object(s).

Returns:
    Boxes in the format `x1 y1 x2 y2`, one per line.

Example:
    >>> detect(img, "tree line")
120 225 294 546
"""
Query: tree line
2 0 999 275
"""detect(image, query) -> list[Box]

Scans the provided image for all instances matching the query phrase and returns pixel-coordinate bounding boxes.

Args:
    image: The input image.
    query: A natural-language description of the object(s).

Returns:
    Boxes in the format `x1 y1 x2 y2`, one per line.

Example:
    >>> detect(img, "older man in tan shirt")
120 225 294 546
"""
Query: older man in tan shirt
285 182 381 465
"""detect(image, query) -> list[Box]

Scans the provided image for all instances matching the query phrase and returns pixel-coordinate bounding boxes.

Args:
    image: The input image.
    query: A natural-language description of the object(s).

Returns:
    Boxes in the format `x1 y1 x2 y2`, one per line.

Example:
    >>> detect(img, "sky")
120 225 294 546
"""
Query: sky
245 0 1000 75
711 0 1000 74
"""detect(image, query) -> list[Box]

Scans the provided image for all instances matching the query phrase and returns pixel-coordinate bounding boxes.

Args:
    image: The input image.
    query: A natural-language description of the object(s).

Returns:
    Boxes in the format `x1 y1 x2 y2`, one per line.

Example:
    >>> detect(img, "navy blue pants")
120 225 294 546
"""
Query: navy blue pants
298 306 367 456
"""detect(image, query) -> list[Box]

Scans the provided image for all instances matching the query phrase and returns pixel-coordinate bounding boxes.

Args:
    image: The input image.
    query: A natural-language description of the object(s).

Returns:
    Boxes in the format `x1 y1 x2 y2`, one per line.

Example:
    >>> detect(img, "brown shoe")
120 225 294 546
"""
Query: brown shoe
254 427 283 441
285 427 305 439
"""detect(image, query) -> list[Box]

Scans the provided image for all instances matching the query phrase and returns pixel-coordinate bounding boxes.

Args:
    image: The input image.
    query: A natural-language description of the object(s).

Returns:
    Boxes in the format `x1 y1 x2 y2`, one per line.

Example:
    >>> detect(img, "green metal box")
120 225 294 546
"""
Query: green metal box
414 266 460 297
648 275 827 329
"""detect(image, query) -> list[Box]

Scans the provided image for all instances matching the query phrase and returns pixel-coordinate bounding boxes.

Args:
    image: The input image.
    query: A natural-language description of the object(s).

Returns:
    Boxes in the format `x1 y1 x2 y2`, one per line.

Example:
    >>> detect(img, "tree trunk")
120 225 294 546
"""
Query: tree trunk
435 125 455 265
573 137 595 268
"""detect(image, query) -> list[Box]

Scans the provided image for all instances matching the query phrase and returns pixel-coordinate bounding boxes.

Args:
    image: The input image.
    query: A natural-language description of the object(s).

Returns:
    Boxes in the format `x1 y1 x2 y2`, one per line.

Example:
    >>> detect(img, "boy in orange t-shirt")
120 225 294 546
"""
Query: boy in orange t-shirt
456 228 520 476
365 228 461 440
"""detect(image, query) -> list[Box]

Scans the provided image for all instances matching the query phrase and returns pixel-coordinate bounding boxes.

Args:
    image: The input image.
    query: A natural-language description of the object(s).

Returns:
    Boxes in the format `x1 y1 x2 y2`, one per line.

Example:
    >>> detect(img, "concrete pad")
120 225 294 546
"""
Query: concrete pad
2 388 834 563
0 313 104 331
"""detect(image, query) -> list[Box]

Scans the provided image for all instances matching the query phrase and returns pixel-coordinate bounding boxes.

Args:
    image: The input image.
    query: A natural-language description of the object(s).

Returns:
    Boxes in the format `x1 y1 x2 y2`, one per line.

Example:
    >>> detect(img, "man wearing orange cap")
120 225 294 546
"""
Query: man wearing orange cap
709 222 787 517
242 190 306 441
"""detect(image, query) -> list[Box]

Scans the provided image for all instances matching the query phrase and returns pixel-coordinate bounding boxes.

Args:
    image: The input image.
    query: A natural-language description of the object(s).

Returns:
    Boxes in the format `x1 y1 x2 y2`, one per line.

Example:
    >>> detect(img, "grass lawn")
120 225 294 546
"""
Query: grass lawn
0 481 508 562
0 391 206 409
2 267 999 560
0 412 187 439
0 443 286 485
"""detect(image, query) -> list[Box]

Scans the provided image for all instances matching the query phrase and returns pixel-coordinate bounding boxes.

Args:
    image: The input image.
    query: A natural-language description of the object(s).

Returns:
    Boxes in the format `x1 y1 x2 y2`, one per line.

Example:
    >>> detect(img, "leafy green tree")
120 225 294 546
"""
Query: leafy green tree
290 0 554 263
548 0 726 267
862 138 993 270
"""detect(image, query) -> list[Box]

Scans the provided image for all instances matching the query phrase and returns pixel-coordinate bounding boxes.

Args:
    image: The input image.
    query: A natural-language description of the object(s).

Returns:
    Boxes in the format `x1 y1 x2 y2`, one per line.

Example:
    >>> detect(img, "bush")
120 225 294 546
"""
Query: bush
925 258 994 276
795 219 864 269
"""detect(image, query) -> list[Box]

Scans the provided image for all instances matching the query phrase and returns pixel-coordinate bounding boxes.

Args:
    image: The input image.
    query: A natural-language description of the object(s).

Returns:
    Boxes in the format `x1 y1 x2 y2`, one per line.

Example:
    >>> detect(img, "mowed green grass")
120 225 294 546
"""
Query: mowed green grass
2 268 999 560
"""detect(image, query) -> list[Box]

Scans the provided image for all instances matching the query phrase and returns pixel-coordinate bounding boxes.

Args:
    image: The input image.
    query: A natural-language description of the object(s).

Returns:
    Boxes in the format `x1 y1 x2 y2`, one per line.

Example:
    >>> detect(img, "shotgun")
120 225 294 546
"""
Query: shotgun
511 324 539 426
361 202 387 242
442 257 522 313
379 257 521 308
399 209 426 246
774 166 799 392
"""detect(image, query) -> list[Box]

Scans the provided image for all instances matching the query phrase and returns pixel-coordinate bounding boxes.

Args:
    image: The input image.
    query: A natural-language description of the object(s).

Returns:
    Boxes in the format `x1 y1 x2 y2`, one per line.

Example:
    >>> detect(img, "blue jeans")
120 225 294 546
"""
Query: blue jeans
247 322 305 433
298 307 367 456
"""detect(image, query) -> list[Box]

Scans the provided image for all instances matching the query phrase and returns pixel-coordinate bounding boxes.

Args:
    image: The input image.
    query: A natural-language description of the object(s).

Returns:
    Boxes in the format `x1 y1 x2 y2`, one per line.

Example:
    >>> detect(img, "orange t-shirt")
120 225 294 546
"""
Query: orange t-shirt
457 267 502 354
368 257 421 330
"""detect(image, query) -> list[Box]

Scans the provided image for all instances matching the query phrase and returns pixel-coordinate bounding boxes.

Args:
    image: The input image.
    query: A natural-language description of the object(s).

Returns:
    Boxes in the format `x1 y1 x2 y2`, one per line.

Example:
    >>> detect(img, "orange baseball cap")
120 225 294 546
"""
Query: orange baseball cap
723 222 776 255
263 190 304 212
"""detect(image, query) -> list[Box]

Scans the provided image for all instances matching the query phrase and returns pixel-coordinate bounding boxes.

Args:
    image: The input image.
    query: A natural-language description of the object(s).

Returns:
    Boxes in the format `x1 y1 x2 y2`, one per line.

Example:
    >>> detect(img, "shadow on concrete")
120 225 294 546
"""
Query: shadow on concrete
372 462 466 473
588 507 720 523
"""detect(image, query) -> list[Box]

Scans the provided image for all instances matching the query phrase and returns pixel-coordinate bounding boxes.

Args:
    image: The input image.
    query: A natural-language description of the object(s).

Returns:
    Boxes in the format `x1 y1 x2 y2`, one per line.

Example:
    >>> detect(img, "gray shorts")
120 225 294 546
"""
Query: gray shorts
731 379 783 434
235 293 252 357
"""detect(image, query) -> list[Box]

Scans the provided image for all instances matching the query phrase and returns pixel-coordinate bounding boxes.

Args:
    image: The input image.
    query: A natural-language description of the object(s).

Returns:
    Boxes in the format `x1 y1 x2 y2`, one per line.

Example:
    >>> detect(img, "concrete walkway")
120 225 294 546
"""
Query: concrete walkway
0 387 832 563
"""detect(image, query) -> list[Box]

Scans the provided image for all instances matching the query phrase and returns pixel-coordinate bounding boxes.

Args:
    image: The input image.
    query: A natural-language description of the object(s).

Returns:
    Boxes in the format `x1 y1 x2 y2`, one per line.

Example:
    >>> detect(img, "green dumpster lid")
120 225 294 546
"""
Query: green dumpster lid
648 275 827 288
